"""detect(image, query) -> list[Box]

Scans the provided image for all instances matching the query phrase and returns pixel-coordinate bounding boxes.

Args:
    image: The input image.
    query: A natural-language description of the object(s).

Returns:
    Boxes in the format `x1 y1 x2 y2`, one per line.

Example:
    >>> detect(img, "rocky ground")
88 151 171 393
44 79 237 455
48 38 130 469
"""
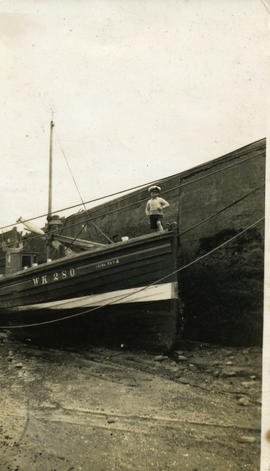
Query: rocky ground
0 331 262 471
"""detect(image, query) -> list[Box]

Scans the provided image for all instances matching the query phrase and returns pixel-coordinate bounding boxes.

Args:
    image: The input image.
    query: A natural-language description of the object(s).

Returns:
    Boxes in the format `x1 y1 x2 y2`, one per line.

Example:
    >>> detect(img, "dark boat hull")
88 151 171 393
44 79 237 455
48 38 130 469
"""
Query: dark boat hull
0 230 181 350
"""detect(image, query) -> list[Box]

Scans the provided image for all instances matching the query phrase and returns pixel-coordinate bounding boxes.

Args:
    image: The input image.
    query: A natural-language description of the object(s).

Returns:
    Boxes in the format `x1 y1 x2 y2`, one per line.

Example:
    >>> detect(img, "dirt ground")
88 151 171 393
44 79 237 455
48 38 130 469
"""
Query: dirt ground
0 331 262 471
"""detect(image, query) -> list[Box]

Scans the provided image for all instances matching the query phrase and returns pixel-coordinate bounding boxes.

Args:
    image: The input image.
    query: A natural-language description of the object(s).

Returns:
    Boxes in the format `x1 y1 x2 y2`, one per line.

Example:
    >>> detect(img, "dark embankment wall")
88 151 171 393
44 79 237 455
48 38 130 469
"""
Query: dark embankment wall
63 139 266 346
179 140 265 346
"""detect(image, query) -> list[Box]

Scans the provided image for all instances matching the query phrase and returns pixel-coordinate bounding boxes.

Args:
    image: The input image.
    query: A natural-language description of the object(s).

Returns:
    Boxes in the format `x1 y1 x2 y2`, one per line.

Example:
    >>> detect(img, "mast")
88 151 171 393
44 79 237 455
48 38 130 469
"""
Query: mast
47 120 54 260
48 120 54 219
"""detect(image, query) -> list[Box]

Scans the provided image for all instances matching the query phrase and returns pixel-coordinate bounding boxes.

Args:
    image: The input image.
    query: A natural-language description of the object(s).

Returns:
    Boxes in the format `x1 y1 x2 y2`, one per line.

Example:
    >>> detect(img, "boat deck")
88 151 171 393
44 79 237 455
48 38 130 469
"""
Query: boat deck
0 228 176 280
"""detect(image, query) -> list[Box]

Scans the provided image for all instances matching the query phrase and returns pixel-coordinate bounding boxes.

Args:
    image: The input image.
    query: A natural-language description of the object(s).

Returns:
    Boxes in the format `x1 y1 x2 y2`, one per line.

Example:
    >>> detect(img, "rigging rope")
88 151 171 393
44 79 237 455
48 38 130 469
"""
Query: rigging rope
179 185 263 236
65 183 264 233
0 144 265 232
56 132 113 244
0 184 264 262
0 216 264 330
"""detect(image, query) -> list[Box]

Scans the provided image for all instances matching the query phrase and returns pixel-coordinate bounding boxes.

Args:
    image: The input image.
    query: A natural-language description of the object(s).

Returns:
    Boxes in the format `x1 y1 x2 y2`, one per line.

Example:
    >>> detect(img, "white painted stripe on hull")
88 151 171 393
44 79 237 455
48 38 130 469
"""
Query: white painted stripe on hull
16 282 178 311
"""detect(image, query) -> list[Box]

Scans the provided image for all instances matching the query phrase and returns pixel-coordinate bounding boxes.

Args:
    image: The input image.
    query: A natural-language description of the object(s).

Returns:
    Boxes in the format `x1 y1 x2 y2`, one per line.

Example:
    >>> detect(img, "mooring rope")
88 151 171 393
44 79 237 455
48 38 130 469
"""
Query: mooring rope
0 216 264 329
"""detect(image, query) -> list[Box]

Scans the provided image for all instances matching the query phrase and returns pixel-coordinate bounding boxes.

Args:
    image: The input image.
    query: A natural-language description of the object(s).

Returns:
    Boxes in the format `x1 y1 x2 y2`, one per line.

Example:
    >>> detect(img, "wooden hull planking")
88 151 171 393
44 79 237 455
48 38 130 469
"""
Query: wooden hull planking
0 230 181 351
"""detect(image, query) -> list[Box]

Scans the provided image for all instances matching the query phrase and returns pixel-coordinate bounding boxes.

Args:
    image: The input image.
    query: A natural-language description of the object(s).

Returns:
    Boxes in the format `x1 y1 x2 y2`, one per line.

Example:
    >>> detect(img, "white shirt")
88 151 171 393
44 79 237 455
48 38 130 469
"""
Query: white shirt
145 197 169 216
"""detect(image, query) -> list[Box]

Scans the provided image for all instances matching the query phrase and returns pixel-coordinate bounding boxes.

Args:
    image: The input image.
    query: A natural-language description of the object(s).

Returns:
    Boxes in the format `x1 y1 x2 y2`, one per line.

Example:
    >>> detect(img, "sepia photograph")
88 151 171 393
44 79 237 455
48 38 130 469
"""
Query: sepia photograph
0 1 268 470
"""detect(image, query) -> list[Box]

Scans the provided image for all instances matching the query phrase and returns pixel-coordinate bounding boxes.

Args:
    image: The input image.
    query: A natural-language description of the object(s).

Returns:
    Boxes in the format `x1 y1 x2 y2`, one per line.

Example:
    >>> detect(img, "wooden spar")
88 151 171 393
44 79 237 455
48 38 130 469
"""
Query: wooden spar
51 233 107 249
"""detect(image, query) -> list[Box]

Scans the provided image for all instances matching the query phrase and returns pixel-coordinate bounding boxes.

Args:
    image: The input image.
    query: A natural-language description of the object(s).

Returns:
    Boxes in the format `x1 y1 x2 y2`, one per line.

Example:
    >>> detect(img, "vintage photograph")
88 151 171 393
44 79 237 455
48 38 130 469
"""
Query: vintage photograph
0 1 268 470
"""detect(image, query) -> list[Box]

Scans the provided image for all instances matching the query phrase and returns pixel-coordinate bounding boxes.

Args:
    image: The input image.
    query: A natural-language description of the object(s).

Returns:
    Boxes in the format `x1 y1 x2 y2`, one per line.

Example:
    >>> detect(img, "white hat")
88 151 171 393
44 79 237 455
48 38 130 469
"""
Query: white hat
148 185 161 193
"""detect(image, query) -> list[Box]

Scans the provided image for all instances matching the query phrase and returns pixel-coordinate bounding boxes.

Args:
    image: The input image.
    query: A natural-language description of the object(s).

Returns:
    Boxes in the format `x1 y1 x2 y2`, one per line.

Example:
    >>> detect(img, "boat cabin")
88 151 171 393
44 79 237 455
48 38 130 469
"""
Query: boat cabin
3 245 38 275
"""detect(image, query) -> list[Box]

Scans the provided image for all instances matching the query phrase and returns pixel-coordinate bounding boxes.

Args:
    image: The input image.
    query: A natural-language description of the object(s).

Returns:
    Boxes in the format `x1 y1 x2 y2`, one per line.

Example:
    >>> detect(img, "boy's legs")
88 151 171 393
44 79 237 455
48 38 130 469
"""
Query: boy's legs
149 215 164 232
157 217 164 232
150 215 157 230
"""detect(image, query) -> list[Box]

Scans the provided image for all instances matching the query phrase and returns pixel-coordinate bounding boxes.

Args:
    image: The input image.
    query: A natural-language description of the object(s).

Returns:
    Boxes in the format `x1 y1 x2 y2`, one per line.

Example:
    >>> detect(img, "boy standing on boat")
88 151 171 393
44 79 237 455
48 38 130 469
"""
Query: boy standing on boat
145 185 170 232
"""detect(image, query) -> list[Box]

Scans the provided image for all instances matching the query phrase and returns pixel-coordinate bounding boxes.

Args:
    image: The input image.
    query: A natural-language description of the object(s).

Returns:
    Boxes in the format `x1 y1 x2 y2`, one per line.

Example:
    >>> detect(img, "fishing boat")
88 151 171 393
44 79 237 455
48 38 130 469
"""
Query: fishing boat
0 122 182 351
0 122 265 348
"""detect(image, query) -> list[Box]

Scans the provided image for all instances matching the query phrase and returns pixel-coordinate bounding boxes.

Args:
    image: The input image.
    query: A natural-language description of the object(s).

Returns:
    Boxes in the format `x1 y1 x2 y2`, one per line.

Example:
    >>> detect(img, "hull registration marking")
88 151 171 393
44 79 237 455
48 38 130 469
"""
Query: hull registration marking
32 268 76 286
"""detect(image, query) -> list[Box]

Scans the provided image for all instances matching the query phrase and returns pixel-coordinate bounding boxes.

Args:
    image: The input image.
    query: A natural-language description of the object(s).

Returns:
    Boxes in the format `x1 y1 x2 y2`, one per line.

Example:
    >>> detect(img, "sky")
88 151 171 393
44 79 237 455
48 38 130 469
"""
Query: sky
0 0 268 231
